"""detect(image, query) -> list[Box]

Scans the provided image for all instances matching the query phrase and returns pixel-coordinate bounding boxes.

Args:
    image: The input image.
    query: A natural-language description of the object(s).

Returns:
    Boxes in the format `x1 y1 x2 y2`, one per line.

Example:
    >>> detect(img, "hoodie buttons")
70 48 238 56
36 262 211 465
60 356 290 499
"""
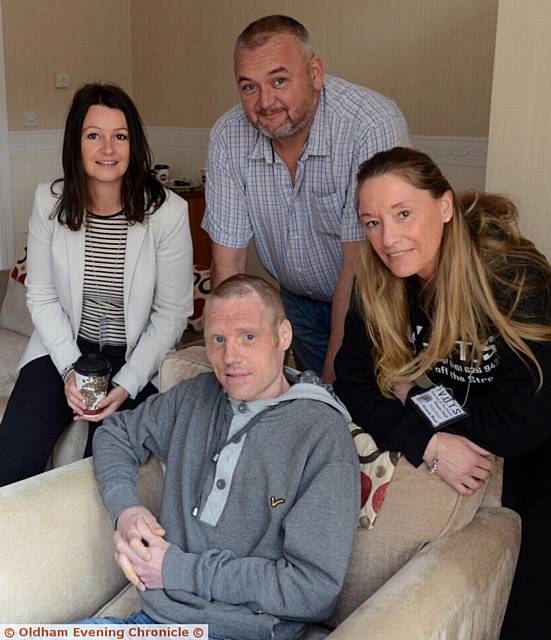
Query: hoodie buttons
216 479 226 490
238 402 248 413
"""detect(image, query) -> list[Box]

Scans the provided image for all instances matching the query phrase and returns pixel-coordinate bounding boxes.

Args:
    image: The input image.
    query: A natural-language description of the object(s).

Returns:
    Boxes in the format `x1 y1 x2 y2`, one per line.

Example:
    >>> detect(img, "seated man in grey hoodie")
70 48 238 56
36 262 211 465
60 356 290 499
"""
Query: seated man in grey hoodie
88 274 359 640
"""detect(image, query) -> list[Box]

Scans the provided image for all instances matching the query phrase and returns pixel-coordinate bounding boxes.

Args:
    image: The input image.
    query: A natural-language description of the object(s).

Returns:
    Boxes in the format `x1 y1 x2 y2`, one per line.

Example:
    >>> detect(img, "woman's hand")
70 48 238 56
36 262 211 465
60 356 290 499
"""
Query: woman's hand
392 381 415 405
64 370 87 415
72 385 130 422
423 432 493 495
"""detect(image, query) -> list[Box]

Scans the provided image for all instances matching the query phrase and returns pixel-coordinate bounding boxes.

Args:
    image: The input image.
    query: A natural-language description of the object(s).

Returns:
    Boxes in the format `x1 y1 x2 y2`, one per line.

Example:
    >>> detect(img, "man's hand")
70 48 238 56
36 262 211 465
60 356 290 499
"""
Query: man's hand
114 506 167 590
114 524 170 591
117 506 166 556
74 385 130 422
423 432 493 496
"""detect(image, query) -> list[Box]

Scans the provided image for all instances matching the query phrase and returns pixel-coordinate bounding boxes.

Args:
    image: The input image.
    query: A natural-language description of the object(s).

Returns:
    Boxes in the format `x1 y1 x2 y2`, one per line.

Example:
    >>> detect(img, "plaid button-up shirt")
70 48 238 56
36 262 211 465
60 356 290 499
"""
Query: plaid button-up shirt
203 75 410 301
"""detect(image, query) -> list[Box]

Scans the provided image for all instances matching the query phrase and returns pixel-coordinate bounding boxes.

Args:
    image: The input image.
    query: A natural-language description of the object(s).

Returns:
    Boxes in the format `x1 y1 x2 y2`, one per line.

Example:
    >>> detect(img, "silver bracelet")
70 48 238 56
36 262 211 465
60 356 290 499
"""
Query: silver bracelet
428 433 440 475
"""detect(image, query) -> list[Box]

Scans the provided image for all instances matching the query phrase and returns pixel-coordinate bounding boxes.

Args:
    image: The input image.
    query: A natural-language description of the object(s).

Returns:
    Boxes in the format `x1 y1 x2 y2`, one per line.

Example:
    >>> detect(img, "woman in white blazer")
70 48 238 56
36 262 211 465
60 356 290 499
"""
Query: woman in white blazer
0 84 193 485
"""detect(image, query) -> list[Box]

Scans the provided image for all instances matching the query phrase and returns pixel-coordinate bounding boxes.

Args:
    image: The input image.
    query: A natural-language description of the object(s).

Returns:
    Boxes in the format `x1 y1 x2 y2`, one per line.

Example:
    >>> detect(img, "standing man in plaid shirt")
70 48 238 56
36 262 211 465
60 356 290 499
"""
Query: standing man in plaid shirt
202 15 409 382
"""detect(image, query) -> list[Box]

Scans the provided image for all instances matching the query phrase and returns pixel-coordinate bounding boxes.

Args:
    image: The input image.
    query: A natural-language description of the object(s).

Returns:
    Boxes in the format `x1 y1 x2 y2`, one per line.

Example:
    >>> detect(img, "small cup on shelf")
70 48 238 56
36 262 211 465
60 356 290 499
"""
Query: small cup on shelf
153 164 170 184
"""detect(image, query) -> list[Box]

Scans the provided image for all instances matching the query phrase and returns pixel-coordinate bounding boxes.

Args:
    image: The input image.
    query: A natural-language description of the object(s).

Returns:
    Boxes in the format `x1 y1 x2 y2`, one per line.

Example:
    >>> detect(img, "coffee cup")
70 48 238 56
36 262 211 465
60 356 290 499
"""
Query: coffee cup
74 353 112 415
153 163 170 184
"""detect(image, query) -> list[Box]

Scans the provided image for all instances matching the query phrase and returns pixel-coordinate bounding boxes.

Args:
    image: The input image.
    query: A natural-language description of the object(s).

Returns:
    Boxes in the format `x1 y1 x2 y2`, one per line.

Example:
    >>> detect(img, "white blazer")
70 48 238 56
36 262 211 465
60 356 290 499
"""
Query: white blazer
21 182 194 398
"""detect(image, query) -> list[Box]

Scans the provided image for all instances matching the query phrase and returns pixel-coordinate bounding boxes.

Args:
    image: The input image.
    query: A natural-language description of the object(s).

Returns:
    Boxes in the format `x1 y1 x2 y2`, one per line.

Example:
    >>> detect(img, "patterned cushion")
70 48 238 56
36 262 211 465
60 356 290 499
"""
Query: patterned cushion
0 233 33 337
187 265 210 332
349 425 399 529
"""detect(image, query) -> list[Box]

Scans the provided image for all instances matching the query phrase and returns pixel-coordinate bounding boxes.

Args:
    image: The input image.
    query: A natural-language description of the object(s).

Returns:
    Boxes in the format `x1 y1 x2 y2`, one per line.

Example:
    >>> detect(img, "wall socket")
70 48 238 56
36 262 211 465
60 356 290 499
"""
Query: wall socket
24 111 38 127
55 72 70 89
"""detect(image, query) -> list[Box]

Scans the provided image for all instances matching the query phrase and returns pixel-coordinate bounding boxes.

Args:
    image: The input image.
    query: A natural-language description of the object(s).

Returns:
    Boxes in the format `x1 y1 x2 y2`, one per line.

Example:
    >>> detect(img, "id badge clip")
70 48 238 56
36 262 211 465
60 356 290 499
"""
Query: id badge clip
409 385 469 430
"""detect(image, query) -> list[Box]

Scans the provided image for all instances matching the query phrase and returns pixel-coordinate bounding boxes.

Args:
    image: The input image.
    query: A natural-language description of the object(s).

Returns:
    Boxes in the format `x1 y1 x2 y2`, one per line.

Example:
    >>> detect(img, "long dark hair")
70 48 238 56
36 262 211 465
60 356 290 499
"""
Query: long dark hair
51 83 165 230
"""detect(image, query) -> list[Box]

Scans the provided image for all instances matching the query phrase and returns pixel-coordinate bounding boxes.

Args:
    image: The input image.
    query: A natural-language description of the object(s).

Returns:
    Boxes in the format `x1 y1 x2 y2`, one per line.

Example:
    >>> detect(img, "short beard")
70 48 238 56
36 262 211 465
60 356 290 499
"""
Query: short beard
256 113 309 140
255 85 318 141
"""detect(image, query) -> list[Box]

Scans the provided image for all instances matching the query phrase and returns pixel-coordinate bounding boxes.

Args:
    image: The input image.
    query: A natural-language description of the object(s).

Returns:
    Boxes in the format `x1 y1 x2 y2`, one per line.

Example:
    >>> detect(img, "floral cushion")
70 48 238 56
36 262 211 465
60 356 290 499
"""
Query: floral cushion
349 424 400 529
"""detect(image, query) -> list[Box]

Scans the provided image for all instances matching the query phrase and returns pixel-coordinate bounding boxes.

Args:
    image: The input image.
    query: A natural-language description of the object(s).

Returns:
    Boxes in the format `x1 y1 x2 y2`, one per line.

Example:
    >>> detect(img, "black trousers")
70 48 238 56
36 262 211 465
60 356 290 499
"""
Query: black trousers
500 435 551 639
0 338 156 487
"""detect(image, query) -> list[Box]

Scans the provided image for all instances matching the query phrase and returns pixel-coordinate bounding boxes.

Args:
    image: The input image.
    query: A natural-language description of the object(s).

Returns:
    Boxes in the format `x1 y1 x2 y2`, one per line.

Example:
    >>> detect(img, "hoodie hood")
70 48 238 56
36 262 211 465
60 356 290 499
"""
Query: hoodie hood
233 368 351 422
279 368 351 421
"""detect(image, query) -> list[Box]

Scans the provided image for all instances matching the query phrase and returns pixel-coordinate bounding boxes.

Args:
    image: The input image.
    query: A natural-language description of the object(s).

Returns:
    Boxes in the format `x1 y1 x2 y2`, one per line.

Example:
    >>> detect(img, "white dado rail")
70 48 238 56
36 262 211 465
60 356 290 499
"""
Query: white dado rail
8 128 488 169
7 130 488 231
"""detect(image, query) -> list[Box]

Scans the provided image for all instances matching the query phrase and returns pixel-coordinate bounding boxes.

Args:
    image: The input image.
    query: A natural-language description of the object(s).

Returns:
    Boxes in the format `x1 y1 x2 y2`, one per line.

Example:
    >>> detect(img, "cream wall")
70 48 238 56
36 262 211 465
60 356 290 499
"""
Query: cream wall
2 0 133 238
3 0 132 130
137 0 496 202
485 0 551 260
2 0 497 242
131 0 498 136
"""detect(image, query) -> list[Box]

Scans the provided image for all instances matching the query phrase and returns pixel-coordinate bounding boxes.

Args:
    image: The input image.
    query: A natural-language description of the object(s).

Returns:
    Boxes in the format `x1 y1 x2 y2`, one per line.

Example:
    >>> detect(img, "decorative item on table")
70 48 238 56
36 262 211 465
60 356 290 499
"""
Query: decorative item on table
201 167 207 186
74 353 112 415
168 176 198 193
153 163 170 184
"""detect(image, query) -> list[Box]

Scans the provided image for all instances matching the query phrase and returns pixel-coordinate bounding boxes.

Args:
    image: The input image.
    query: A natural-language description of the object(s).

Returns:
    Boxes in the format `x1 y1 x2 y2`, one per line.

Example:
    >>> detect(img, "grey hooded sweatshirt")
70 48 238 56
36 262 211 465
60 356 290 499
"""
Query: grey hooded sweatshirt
93 369 360 640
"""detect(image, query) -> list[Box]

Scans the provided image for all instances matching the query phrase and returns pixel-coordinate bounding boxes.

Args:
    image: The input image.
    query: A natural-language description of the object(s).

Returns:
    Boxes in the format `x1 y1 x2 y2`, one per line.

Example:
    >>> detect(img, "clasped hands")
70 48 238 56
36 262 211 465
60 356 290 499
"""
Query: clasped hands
114 506 170 591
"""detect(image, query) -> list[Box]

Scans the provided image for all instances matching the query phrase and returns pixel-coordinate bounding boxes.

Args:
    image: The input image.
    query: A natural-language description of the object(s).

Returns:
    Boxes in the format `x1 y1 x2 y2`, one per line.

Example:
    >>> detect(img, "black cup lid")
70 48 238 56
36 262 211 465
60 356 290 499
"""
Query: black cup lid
74 353 111 377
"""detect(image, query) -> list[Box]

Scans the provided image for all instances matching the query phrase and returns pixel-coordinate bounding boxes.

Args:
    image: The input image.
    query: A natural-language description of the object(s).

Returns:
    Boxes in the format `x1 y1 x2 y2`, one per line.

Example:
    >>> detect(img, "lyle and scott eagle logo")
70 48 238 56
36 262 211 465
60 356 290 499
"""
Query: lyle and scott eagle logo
270 496 286 508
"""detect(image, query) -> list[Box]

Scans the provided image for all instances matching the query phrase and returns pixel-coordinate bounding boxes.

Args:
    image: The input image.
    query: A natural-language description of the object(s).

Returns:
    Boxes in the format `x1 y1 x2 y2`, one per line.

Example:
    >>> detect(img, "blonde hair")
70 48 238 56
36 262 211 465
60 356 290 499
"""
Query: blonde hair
355 147 551 397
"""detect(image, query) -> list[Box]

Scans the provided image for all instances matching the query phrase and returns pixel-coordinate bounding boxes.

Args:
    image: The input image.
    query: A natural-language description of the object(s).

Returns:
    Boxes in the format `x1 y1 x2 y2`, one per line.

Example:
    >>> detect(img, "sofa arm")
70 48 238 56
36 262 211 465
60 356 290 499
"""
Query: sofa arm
0 456 164 623
328 506 520 640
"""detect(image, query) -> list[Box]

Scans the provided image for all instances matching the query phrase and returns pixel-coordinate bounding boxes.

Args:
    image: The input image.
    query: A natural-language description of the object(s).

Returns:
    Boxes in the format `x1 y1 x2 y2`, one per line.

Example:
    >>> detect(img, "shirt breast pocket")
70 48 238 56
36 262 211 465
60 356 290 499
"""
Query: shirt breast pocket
312 191 344 239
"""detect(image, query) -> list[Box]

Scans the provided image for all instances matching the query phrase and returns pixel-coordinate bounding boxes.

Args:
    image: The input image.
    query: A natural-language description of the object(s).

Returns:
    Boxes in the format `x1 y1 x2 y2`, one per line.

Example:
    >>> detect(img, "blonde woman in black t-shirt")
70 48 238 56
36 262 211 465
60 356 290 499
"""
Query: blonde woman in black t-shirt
334 146 551 640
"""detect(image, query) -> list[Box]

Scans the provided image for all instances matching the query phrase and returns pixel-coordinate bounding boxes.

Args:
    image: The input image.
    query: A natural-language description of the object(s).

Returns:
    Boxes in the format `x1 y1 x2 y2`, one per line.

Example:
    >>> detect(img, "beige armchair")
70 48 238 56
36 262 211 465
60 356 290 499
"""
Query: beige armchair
0 347 521 639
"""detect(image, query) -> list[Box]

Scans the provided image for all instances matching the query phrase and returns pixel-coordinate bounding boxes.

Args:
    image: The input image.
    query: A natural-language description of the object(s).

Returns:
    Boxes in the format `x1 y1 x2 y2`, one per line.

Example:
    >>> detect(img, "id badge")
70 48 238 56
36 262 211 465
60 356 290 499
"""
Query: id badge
410 385 468 430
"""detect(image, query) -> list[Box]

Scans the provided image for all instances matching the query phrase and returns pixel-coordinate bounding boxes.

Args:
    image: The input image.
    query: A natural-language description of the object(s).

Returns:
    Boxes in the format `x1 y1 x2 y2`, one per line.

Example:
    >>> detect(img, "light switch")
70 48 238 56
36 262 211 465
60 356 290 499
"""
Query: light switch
24 111 38 127
55 72 70 89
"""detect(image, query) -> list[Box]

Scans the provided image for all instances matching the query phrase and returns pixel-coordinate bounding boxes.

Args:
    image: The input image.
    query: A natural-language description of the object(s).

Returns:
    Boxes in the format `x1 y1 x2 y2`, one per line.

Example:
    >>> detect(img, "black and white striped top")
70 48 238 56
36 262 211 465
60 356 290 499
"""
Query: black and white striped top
78 211 128 346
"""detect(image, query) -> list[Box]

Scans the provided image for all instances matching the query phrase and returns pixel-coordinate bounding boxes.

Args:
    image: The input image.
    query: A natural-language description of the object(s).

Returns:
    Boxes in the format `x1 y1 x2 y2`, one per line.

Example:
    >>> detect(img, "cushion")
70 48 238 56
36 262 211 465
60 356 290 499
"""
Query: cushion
329 454 495 626
159 346 212 392
0 328 28 386
187 265 210 332
0 233 34 337
349 425 399 529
